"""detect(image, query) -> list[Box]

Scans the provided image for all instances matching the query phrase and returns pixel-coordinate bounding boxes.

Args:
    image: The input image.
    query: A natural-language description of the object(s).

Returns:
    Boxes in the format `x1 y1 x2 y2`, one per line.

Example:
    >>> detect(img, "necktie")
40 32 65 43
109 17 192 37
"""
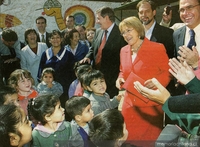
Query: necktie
41 34 45 43
95 30 107 69
187 29 196 50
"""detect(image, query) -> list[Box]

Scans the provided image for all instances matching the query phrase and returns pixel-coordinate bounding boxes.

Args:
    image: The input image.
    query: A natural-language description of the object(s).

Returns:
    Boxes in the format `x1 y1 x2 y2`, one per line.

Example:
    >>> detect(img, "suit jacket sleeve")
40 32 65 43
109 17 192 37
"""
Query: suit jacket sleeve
166 93 200 113
185 77 200 93
163 94 200 134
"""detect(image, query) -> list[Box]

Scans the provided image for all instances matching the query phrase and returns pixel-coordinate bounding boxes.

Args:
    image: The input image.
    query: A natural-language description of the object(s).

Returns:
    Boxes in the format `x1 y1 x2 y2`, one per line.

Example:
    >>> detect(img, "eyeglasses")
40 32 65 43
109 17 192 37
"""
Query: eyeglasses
178 4 200 13
121 28 134 36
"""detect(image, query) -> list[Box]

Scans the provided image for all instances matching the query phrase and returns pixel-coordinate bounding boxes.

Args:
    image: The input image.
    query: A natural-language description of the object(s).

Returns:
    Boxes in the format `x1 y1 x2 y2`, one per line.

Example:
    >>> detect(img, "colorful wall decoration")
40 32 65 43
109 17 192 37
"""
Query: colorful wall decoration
64 5 95 28
42 0 66 31
0 13 22 28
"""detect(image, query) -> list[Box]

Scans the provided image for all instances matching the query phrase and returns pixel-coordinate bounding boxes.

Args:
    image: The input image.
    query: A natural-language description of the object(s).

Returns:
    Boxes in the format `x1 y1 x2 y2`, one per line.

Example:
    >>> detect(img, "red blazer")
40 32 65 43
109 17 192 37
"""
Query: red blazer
119 38 171 143
119 38 170 106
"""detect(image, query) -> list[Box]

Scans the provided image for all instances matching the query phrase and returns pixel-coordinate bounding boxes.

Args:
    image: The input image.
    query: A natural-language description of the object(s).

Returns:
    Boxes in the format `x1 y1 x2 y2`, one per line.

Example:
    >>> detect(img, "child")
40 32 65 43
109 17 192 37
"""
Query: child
89 109 128 147
29 94 72 146
0 104 32 147
8 69 38 115
37 67 63 97
65 96 94 147
68 62 92 98
83 69 122 116
0 85 19 106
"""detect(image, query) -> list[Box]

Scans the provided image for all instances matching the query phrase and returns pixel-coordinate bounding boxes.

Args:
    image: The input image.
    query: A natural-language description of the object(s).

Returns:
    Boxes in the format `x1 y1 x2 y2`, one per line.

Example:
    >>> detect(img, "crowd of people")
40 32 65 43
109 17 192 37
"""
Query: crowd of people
0 0 200 146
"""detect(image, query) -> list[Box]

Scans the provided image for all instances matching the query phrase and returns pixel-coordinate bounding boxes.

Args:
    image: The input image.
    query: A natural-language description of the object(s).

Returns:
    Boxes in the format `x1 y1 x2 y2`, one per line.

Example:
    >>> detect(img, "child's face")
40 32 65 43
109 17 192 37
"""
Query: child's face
47 101 65 123
78 104 94 123
12 109 32 147
42 73 53 85
87 78 107 96
3 93 19 106
17 76 32 93
86 30 95 42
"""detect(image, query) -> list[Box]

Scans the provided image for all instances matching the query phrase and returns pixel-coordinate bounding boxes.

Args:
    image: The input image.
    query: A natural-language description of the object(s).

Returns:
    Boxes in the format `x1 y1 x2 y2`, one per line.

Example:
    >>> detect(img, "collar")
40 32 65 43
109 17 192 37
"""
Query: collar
38 32 46 36
106 23 115 39
18 89 38 101
41 81 56 85
90 93 109 102
34 122 64 137
46 46 67 60
145 20 156 40
66 43 78 55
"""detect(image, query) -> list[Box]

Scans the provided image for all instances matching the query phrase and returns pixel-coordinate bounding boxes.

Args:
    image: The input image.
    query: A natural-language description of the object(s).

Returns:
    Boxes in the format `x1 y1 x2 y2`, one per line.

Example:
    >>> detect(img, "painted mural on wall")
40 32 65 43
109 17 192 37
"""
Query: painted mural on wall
42 0 66 31
37 0 95 31
64 5 95 28
0 0 120 41
0 13 22 28
0 0 22 29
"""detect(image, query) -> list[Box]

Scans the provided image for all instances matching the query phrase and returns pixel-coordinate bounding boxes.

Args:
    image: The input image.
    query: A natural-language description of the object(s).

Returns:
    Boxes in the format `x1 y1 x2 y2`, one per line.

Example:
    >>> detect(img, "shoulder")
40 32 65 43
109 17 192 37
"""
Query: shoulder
38 42 48 48
53 81 62 85
173 26 186 35
21 45 29 51
32 129 40 137
111 24 120 34
142 38 165 51
63 121 71 128
154 23 173 33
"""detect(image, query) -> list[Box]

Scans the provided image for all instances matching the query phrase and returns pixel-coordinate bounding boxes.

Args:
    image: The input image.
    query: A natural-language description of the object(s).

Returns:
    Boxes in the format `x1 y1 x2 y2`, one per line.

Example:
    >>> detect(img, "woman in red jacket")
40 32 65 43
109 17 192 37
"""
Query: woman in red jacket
116 16 171 146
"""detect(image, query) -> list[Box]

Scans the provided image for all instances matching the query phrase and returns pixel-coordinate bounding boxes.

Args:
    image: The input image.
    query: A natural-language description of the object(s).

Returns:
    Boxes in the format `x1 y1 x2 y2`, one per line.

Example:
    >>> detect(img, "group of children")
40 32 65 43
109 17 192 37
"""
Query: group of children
0 61 127 147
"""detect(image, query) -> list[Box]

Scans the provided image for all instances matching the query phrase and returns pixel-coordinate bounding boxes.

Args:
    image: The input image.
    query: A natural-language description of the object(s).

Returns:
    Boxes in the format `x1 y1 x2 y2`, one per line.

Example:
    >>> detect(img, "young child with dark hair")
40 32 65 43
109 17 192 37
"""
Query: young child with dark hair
68 62 92 98
0 104 32 147
83 69 122 116
0 85 19 106
65 96 94 147
8 69 38 115
29 94 72 146
37 67 63 97
89 109 128 147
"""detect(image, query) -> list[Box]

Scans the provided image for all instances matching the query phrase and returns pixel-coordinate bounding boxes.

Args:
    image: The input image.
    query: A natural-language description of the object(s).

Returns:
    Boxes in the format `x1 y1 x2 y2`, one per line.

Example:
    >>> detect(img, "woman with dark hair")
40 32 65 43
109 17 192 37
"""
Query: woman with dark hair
20 28 48 86
37 30 75 107
64 28 89 62
0 104 32 147
89 109 128 147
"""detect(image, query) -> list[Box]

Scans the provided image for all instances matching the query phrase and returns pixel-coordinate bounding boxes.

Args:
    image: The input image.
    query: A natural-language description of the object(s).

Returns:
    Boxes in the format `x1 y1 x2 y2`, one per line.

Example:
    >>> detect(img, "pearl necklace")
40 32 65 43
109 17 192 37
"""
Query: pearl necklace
131 40 143 53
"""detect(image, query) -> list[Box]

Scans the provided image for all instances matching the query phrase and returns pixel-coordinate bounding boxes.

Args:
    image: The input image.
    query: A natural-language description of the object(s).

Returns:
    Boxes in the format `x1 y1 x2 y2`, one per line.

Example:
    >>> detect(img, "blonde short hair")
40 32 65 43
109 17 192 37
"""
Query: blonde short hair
119 16 145 39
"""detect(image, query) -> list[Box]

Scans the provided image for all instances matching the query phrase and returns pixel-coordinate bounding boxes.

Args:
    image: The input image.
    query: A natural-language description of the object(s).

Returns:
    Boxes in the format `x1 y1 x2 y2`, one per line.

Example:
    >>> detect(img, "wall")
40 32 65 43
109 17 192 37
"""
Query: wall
0 0 121 42
0 0 180 42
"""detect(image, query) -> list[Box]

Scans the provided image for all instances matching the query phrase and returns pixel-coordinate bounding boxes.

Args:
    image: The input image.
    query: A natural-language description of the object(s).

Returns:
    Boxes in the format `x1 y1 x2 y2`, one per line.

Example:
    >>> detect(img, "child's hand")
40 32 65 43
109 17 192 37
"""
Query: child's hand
47 83 53 88
116 93 124 102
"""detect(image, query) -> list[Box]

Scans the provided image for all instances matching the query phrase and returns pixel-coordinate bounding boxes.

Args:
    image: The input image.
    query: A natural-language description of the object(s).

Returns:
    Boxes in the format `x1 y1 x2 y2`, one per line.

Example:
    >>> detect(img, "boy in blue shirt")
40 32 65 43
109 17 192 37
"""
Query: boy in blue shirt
65 96 94 147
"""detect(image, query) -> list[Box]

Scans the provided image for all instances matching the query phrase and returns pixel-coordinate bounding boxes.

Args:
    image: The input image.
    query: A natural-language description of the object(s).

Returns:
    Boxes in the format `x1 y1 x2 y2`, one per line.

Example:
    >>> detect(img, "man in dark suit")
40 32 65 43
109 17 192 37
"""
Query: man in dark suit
36 16 51 48
136 0 176 98
81 6 127 97
173 0 200 69
136 0 174 59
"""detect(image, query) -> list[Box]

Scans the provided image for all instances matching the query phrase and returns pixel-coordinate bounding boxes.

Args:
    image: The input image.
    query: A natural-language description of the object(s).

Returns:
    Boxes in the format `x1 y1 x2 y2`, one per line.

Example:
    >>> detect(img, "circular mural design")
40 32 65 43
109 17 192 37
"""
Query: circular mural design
64 5 95 28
